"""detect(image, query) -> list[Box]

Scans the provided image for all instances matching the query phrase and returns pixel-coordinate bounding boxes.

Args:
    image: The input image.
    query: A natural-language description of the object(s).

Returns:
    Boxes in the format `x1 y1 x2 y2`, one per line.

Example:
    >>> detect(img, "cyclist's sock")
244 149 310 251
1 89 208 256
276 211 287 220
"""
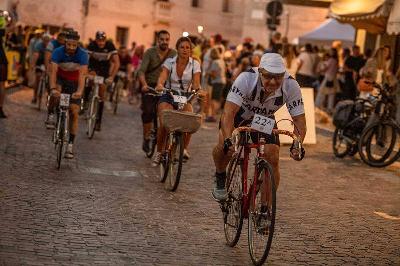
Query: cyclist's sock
260 205 268 213
215 171 226 189
69 134 75 144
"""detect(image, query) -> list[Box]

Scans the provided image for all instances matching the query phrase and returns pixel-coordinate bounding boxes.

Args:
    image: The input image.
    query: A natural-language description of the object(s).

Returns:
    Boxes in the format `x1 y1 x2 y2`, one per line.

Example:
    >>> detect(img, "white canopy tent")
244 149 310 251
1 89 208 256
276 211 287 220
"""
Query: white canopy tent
298 19 355 47
387 0 400 35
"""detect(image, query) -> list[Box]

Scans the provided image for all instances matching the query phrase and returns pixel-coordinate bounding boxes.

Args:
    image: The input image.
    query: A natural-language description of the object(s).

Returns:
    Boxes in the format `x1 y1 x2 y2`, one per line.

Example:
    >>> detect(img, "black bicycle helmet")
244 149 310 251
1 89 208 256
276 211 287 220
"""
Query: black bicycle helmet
95 31 106 40
65 29 80 41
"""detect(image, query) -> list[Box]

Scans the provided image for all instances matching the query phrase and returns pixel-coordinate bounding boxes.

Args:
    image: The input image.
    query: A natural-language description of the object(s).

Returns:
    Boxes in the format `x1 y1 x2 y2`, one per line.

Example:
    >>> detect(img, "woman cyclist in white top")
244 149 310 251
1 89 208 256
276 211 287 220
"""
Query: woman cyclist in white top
153 37 201 166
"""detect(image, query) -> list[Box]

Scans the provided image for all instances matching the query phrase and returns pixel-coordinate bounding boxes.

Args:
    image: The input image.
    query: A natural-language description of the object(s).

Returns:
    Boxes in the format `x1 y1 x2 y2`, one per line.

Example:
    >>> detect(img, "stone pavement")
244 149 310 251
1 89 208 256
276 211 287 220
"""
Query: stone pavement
0 88 399 265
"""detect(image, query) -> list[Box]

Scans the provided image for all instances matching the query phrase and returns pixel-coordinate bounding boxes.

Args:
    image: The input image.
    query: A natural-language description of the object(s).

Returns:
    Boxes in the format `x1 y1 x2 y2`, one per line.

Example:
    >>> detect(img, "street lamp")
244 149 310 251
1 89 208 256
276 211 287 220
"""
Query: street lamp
197 25 204 34
182 31 189 37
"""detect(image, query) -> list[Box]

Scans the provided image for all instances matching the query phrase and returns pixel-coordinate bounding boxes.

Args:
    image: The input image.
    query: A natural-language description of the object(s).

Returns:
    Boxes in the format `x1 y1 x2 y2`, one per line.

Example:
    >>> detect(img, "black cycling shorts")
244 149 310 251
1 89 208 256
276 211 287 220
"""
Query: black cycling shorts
56 77 81 105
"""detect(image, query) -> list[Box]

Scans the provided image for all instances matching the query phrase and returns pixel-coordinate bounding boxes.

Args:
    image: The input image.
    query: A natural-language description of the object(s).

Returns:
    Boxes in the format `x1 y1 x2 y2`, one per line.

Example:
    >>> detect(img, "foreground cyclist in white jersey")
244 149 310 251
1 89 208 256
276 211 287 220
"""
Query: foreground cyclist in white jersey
212 53 307 201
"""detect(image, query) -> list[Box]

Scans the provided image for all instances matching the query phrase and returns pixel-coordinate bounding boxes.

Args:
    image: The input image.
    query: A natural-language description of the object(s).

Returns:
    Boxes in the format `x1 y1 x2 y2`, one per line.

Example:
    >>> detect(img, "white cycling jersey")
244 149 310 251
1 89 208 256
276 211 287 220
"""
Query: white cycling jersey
226 67 305 126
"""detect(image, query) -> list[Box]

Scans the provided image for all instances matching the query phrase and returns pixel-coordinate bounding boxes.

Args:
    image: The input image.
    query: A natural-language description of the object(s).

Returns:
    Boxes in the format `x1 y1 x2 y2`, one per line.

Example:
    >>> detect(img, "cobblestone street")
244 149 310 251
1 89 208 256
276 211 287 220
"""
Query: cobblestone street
0 89 399 265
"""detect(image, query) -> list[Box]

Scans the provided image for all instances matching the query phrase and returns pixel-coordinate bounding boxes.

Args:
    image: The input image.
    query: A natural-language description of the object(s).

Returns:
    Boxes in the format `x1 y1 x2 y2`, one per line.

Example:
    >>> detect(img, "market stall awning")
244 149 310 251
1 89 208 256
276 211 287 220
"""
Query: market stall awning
387 0 400 34
298 19 355 47
329 0 393 33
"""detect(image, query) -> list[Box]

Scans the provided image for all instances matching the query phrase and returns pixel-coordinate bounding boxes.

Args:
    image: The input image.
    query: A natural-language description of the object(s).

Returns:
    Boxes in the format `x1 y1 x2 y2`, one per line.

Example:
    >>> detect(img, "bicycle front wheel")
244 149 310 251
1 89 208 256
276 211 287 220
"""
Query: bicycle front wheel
87 97 98 139
248 161 276 266
56 113 65 170
146 120 158 158
113 82 121 115
223 153 244 247
359 120 400 167
165 132 184 192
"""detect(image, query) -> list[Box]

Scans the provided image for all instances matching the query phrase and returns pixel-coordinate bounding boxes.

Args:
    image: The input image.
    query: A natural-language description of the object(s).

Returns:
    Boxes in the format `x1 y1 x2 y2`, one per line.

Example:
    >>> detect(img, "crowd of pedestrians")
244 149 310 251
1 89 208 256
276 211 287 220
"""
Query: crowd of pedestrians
1 16 399 123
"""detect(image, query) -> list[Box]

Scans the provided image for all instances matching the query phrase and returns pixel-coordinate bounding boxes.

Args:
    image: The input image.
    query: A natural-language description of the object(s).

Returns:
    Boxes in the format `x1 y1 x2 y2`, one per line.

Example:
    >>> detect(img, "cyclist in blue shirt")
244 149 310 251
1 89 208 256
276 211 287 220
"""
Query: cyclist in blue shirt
47 30 88 159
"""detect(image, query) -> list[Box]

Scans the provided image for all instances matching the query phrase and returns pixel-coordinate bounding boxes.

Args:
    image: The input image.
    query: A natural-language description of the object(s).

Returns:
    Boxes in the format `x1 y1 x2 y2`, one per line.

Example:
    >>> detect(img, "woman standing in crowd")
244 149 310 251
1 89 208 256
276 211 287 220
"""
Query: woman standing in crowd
296 43 317 88
205 48 226 122
315 48 339 114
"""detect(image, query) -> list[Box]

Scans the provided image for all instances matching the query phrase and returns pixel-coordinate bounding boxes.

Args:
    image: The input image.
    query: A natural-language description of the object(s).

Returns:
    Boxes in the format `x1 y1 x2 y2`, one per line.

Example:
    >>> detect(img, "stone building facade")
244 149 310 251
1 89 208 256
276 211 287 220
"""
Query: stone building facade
2 0 328 48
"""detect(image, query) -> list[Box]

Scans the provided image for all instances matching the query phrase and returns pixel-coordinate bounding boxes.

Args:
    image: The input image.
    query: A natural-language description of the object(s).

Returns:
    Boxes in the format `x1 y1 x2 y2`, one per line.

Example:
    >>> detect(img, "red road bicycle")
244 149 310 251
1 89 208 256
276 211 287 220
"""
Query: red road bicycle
221 126 303 265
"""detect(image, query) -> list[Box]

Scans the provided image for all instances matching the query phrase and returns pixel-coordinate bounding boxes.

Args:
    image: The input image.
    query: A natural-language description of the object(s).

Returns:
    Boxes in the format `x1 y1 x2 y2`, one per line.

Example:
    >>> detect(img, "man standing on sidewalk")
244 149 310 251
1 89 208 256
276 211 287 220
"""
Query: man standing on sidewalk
0 10 10 118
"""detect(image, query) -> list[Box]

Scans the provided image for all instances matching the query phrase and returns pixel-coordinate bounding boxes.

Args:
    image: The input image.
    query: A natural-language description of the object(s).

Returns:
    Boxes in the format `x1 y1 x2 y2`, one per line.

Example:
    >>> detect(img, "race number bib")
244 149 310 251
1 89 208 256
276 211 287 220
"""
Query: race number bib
173 95 187 104
94 76 104 84
251 114 275 135
60 94 70 107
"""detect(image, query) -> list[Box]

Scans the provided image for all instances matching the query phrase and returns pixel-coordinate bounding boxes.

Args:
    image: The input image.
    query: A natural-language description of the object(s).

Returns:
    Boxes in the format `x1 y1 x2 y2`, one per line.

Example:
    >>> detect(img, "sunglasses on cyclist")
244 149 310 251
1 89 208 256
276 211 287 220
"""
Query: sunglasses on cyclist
258 69 285 81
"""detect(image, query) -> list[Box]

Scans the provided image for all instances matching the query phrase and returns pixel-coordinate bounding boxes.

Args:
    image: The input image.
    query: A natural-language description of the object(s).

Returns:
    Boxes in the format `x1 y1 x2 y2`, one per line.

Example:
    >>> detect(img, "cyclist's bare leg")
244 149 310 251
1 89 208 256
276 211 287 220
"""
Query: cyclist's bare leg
261 144 280 208
32 72 41 101
156 102 174 153
48 86 62 113
69 103 80 136
212 130 233 173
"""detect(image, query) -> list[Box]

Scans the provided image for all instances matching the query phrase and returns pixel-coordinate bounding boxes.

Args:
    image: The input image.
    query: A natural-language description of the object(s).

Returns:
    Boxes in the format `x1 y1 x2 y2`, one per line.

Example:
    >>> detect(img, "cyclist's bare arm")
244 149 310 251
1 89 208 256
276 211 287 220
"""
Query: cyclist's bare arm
127 63 133 81
221 101 241 140
109 53 120 79
291 114 307 142
192 72 201 91
156 67 169 91
49 62 58 90
44 51 52 71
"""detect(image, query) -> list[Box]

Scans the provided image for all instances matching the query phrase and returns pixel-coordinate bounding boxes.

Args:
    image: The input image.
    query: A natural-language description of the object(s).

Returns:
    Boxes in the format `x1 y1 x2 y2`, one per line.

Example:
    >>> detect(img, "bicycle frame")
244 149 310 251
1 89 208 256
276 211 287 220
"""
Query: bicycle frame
226 128 301 217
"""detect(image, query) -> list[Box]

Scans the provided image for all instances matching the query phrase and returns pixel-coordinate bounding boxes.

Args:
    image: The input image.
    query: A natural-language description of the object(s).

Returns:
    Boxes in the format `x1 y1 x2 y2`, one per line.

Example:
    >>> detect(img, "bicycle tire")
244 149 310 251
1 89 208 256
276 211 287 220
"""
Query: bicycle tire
359 120 400 167
165 132 184 192
56 113 65 170
223 153 244 247
113 81 120 115
332 128 350 158
37 77 44 111
87 97 98 139
248 161 276 266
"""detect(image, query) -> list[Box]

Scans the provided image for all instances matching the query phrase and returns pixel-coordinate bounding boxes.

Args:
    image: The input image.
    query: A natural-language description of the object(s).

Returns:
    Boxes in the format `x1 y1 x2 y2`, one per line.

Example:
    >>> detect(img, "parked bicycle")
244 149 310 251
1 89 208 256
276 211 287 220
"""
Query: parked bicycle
332 97 375 158
86 75 103 139
220 124 303 265
52 93 71 169
159 88 202 191
358 83 400 167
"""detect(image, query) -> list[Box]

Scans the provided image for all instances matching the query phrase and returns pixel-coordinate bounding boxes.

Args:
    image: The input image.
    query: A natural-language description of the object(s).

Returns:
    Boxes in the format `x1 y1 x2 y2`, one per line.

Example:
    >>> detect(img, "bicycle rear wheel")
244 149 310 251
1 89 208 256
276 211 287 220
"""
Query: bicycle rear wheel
56 113 65 170
165 132 184 192
87 97 98 139
359 120 400 167
248 161 276 266
223 153 244 247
